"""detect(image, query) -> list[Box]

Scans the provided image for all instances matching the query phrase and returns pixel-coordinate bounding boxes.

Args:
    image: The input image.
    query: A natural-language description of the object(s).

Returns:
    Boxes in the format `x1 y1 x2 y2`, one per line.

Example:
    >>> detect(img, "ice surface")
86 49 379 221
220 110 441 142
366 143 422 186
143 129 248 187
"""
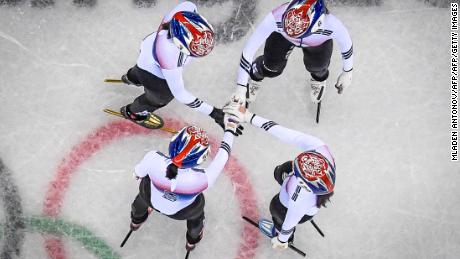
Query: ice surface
0 0 458 258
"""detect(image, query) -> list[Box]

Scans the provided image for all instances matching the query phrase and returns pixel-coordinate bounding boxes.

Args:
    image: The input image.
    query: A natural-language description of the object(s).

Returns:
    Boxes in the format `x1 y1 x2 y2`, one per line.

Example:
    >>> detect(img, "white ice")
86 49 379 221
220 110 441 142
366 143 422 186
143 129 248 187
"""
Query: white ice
0 0 458 258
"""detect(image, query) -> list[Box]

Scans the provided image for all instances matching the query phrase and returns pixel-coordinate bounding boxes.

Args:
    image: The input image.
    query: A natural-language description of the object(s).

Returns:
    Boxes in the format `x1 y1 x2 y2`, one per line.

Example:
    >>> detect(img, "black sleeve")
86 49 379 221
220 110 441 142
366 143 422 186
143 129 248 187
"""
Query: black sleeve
273 160 293 185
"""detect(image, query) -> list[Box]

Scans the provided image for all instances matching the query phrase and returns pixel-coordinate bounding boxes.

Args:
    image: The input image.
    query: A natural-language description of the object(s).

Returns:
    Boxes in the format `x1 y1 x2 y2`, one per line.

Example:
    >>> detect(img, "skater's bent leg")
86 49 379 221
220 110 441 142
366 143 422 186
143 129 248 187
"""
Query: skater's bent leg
269 194 298 242
128 73 174 113
303 39 333 81
168 194 206 244
257 32 295 79
129 94 155 114
131 195 149 224
250 32 294 80
130 177 152 224
269 194 287 232
186 211 205 244
124 65 142 85
144 88 174 111
128 87 173 113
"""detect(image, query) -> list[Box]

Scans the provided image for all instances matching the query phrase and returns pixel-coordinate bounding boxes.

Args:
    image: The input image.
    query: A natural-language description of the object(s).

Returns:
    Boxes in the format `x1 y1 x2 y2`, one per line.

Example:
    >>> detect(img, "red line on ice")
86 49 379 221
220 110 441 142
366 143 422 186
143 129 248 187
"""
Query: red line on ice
44 236 66 259
42 118 260 259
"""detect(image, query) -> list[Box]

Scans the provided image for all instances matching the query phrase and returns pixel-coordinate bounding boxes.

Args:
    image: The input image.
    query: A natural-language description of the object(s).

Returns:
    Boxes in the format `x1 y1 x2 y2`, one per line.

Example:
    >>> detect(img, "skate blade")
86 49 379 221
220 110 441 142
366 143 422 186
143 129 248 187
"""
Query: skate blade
104 79 123 83
142 114 164 129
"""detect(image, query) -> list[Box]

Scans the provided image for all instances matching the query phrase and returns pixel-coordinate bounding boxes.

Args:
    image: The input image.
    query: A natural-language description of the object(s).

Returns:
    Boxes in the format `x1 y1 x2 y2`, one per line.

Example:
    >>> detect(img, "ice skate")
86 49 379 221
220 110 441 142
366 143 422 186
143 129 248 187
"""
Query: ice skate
185 231 203 252
119 105 164 129
130 222 143 231
247 80 261 104
258 218 276 238
310 78 326 104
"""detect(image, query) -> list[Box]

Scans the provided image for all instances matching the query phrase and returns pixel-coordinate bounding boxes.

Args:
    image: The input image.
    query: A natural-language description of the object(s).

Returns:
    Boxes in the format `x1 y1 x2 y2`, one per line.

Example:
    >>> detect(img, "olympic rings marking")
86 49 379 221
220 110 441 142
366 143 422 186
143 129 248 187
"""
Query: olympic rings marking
0 216 120 259
0 158 25 258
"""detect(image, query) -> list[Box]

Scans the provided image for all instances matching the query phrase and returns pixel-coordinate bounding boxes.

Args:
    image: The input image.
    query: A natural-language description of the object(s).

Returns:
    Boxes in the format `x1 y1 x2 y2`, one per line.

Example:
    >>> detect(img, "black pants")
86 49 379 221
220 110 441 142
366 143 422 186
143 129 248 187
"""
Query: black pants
269 194 313 242
257 32 333 81
131 176 205 243
126 65 175 113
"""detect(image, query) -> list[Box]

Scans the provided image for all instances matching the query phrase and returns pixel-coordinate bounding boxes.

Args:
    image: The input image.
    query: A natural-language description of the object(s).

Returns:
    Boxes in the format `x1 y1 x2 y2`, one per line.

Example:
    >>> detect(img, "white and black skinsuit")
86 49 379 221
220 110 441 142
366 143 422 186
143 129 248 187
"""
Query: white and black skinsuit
237 2 353 86
250 114 335 242
124 1 222 125
130 131 234 244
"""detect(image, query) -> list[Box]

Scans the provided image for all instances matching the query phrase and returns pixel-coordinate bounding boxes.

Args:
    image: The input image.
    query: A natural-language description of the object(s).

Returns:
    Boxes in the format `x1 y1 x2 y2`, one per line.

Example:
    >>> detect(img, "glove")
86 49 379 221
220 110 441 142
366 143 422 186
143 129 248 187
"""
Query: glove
212 106 244 135
335 70 353 94
271 236 288 251
224 114 244 136
223 102 254 124
209 107 225 129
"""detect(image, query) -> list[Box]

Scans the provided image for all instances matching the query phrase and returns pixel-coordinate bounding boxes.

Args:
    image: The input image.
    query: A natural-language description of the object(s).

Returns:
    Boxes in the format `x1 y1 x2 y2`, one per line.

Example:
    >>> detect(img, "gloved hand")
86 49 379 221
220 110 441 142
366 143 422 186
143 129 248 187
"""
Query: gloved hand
271 236 288 251
224 114 244 136
335 70 353 94
209 107 225 129
211 107 244 135
223 102 254 124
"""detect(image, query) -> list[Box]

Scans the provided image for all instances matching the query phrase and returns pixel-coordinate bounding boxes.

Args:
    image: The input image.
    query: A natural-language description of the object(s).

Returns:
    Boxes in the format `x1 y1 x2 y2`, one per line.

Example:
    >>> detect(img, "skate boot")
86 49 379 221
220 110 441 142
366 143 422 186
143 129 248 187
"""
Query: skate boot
120 105 164 129
185 241 196 252
185 231 203 252
121 74 142 87
130 222 143 231
231 80 261 108
259 219 295 244
247 80 261 105
310 78 326 104
258 219 276 238
130 210 149 231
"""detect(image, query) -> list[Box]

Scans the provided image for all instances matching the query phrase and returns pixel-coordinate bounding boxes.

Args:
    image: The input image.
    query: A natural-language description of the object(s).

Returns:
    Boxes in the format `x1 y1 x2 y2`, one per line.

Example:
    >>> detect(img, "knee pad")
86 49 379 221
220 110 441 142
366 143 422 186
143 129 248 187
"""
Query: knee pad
262 63 285 78
249 56 265 81
310 69 329 82
250 56 285 80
